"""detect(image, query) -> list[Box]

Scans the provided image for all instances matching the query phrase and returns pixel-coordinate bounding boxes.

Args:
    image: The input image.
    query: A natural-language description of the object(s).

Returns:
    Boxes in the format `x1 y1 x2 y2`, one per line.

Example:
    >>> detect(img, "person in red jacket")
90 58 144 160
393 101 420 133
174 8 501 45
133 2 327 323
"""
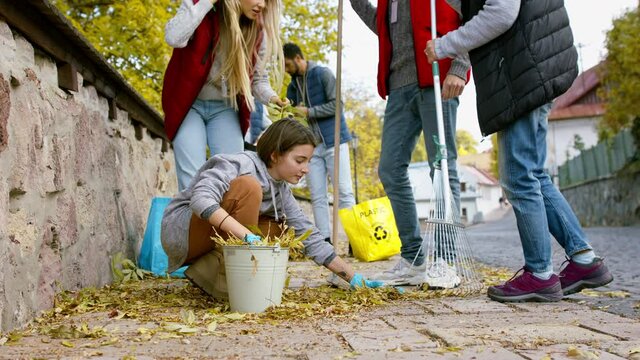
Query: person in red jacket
163 0 288 191
349 0 469 288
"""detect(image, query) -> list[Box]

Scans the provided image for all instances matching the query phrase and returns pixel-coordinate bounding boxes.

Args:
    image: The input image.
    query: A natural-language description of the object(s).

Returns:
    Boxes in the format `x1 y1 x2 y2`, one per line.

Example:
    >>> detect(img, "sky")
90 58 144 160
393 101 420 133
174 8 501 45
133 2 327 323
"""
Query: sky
326 0 638 151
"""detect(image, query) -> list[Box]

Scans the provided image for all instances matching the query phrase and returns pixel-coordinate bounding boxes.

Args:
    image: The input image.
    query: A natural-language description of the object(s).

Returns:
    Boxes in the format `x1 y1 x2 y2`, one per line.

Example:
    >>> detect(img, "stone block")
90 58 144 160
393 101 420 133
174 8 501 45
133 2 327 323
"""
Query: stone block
517 343 625 360
318 318 393 333
412 300 457 314
0 73 9 154
342 329 438 352
442 298 517 314
510 300 592 313
350 346 524 360
53 194 78 250
0 21 16 65
425 324 616 347
34 51 57 88
7 209 39 254
36 239 62 311
580 319 640 340
602 340 640 359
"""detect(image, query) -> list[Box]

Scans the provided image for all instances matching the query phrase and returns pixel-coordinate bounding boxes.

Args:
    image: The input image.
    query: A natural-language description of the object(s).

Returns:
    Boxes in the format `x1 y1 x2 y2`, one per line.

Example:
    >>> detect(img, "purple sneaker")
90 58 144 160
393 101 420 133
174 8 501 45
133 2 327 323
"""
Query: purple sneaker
559 257 613 295
488 268 563 302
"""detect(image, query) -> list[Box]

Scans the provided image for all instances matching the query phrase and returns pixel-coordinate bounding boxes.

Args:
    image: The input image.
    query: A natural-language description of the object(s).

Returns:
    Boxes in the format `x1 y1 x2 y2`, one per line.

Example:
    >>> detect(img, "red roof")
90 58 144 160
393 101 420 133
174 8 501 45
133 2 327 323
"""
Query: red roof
549 63 605 121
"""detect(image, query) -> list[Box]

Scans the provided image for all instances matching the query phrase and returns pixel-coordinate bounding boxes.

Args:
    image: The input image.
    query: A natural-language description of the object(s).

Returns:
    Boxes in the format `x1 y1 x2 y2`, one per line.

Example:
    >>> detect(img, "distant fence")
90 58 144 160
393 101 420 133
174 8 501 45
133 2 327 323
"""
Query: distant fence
559 129 636 189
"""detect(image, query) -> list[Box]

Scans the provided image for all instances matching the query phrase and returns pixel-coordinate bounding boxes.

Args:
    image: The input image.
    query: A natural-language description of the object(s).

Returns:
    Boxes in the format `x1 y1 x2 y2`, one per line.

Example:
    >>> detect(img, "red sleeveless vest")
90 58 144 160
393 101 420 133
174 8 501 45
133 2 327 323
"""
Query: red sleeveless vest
375 0 465 98
162 4 262 141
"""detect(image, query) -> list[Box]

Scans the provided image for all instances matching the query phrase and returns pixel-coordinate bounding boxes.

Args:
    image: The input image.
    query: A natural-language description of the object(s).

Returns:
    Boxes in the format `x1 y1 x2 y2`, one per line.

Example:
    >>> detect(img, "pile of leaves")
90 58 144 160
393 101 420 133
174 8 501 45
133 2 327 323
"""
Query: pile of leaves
0 259 503 347
211 224 311 261
111 252 154 283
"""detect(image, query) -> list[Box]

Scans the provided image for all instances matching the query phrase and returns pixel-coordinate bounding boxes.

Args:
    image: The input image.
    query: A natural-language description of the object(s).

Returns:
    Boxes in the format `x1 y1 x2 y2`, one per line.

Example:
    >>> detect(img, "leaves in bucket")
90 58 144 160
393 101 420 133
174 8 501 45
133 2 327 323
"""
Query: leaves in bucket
211 223 310 261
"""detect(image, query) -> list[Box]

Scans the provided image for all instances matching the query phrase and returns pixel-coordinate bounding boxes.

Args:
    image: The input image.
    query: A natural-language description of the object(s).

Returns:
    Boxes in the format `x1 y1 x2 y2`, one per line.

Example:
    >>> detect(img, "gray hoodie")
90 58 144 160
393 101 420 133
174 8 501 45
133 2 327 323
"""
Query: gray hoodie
161 151 336 273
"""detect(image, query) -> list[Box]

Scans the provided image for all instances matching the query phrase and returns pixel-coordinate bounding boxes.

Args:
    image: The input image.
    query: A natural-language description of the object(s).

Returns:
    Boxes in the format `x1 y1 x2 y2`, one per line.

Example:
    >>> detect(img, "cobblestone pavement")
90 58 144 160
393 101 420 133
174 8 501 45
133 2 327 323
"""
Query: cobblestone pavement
465 207 640 319
1 210 639 359
2 252 640 359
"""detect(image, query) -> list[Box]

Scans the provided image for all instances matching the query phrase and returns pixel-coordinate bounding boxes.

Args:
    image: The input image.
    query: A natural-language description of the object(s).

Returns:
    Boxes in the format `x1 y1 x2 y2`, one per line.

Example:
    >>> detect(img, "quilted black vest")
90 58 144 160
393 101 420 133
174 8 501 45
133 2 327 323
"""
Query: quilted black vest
462 0 578 135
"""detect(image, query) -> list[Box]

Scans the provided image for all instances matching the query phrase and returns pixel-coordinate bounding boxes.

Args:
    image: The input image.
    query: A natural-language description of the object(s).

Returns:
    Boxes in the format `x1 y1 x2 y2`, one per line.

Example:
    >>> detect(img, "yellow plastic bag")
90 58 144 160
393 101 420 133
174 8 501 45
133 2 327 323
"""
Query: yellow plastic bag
339 197 401 262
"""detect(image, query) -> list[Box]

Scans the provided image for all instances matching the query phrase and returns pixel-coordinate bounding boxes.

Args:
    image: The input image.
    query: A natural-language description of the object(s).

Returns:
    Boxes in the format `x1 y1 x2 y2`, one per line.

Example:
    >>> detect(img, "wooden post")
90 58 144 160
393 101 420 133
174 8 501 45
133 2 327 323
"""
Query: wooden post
332 0 345 255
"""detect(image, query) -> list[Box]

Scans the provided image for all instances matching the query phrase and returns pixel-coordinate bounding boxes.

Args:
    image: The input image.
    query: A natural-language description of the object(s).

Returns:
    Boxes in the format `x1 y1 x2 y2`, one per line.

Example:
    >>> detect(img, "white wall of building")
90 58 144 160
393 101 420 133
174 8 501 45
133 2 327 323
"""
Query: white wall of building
408 162 501 224
546 117 600 177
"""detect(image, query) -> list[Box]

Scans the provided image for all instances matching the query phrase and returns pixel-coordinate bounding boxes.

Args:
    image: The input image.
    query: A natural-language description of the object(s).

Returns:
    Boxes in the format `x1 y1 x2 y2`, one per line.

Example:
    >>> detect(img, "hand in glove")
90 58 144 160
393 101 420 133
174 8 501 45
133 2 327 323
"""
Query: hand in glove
349 273 384 289
243 234 262 244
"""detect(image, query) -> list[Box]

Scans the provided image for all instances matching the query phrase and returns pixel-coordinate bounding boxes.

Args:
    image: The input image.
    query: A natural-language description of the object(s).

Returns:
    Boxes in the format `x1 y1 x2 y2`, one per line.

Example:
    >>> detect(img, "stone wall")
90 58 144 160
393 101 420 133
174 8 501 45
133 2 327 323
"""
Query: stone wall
562 171 640 227
0 20 177 331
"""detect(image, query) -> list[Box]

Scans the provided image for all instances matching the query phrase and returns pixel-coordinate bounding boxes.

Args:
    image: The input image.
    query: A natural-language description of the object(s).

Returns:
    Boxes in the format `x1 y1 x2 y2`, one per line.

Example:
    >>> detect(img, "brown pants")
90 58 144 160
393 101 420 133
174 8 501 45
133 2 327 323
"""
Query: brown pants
185 175 282 264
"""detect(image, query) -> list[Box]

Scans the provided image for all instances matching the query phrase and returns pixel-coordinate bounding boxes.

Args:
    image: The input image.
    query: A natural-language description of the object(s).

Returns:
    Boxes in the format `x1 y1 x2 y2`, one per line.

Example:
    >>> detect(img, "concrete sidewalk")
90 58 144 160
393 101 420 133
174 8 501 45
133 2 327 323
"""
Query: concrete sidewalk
1 256 638 360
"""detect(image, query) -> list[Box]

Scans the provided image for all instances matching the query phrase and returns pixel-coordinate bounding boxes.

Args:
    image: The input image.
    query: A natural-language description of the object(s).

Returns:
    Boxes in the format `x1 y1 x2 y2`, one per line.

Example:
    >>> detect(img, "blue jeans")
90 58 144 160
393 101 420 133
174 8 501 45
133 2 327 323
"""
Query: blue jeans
307 142 356 239
247 99 272 144
173 99 244 190
498 103 592 273
379 83 460 265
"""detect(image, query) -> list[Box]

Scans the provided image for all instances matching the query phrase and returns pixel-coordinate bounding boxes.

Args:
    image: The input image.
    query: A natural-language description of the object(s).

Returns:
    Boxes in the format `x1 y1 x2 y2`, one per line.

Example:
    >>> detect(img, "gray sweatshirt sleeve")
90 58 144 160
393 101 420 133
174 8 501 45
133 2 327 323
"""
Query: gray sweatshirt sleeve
436 0 520 59
348 0 378 35
165 0 214 48
281 189 337 266
308 68 344 120
251 38 278 105
189 156 241 219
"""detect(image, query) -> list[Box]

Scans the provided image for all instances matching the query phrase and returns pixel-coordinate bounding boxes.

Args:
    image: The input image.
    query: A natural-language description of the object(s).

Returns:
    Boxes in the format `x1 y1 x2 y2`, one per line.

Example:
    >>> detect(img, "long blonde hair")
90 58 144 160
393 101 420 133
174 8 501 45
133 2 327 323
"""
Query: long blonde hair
216 0 283 110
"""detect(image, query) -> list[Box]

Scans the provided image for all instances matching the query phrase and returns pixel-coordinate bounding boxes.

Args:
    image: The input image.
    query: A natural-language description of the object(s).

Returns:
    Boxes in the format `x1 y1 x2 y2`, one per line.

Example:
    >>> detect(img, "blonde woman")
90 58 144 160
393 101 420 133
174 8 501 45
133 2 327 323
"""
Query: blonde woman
163 0 288 190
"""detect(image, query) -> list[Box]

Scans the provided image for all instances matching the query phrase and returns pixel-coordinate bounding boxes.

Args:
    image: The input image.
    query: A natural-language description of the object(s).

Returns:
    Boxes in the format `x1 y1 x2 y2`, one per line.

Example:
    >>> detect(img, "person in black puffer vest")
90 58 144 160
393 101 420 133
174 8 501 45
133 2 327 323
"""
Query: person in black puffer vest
426 0 613 302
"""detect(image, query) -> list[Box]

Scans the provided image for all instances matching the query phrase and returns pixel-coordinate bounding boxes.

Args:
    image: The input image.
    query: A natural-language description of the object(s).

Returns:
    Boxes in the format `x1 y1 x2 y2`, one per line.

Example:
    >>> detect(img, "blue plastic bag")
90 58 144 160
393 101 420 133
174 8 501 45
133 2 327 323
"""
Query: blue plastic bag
138 197 187 277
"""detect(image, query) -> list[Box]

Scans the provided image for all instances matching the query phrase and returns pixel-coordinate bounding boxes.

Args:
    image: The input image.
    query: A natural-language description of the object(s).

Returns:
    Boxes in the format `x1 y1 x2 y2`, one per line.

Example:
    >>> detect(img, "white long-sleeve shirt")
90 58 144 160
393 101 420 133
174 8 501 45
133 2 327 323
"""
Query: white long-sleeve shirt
165 0 277 104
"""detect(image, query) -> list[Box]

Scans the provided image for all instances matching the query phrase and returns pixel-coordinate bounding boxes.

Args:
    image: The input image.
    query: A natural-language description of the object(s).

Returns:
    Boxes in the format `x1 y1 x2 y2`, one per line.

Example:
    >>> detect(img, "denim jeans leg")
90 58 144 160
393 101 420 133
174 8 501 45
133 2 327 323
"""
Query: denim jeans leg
205 100 244 156
498 105 553 273
173 101 209 191
379 85 424 265
307 144 331 239
532 106 593 257
330 142 356 209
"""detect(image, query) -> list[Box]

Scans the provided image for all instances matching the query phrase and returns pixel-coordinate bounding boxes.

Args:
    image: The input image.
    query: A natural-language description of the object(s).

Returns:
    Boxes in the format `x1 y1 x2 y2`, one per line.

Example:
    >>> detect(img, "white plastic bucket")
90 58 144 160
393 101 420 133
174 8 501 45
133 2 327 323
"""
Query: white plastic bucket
222 245 289 313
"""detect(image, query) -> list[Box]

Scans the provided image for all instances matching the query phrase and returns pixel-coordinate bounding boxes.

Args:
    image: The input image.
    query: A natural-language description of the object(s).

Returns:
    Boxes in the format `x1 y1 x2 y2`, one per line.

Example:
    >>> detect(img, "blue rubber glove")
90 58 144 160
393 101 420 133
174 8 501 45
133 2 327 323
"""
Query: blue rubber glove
243 234 262 244
349 273 384 289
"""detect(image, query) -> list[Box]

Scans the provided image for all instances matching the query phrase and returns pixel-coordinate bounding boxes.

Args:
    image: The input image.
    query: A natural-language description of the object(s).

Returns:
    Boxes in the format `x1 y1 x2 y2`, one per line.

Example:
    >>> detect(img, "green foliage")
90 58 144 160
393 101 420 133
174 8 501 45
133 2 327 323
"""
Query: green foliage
52 0 338 112
281 0 338 64
599 5 640 148
345 89 386 202
411 134 427 163
51 0 178 110
266 103 308 125
490 134 499 179
111 252 153 283
280 0 338 97
456 129 478 156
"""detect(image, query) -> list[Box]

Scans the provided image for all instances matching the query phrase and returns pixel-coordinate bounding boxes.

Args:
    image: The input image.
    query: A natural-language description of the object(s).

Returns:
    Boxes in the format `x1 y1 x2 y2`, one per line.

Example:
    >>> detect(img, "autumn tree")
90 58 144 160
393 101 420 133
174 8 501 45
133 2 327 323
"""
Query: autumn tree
490 134 499 179
53 0 338 111
599 5 640 151
456 129 478 156
281 0 337 64
344 89 386 202
52 0 177 110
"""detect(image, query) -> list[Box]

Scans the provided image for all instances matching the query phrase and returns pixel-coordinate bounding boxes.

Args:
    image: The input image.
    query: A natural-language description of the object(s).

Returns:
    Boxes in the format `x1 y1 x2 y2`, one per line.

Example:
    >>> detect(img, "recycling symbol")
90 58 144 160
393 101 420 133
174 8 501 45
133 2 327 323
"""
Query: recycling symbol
373 225 388 241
